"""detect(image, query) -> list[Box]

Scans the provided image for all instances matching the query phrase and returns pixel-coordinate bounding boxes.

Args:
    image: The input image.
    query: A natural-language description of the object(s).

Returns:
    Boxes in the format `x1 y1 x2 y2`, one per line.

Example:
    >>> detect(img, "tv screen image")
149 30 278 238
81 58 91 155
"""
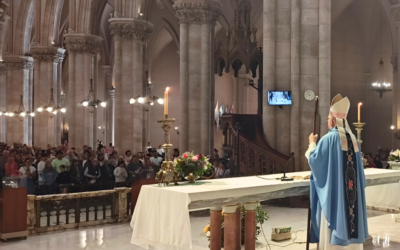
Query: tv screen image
268 91 292 105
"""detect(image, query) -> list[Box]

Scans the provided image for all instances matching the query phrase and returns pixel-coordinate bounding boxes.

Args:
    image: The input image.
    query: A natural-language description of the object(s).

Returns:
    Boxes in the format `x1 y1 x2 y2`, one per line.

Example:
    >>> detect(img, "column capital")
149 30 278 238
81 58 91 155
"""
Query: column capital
0 1 10 23
31 46 66 63
63 34 103 54
4 56 34 70
391 55 398 72
109 18 154 41
390 4 400 27
173 2 220 25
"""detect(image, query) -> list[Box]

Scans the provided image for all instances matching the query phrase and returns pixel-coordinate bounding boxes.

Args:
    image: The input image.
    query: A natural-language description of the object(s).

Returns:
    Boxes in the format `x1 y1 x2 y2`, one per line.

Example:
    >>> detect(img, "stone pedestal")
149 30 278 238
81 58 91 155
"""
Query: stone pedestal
114 187 131 223
109 18 153 153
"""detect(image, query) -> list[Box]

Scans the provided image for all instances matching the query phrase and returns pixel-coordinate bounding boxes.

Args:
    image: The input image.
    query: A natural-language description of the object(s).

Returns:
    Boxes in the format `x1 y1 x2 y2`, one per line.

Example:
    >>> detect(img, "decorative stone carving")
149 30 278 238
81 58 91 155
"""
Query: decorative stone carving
5 60 34 70
31 47 66 63
391 55 398 72
64 38 103 54
0 1 10 23
173 2 220 25
390 5 400 26
103 68 112 77
110 22 152 41
0 66 6 75
108 89 115 99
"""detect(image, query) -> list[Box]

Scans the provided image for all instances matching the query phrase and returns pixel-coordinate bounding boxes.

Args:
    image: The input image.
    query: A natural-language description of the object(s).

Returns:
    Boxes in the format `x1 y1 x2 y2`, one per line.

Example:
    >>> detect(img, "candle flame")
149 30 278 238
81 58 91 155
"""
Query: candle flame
165 87 169 93
358 102 362 106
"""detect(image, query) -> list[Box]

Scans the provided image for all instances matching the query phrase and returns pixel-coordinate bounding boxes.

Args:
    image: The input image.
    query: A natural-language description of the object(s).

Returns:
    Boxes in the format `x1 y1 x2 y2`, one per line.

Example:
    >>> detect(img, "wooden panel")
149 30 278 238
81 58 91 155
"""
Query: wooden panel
0 188 27 234
131 179 156 214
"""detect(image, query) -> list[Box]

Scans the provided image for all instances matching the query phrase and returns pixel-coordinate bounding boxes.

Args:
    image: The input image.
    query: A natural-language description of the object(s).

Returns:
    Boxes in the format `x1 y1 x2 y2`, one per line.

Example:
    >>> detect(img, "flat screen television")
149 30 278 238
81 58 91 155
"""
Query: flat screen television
267 91 292 106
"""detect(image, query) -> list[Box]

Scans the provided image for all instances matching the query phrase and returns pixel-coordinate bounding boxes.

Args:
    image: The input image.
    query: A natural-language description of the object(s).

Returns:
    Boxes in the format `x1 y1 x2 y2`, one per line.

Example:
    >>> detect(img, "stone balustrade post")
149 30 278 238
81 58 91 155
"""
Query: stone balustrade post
114 187 131 222
27 195 36 234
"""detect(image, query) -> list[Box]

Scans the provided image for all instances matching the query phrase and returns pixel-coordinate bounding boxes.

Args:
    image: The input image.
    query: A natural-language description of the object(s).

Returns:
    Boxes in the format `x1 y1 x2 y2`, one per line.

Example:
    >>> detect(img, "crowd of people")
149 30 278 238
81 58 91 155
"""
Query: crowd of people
0 142 171 195
0 143 233 195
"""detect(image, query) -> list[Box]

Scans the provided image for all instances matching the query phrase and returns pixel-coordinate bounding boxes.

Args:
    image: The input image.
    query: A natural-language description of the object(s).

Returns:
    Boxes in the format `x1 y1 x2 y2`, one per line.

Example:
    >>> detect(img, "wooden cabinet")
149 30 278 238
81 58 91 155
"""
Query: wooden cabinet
0 188 28 240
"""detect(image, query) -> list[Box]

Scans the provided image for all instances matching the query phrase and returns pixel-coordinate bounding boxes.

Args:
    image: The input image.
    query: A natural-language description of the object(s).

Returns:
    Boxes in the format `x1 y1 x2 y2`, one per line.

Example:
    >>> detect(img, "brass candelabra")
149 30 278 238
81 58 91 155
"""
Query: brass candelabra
353 121 366 151
155 115 179 186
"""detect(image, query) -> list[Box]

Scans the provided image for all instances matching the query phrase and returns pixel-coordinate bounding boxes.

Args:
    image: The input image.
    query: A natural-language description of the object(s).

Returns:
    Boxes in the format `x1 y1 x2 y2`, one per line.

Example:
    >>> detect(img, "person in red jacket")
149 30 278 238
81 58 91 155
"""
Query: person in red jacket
5 157 19 177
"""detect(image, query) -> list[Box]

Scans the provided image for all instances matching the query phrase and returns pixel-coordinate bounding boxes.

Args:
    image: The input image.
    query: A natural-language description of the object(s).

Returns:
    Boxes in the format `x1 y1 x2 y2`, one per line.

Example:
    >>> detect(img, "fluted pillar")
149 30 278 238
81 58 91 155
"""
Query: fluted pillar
391 56 398 150
101 65 113 145
109 18 153 153
0 64 6 142
173 1 220 154
64 34 103 148
31 47 65 148
4 56 34 145
107 89 115 146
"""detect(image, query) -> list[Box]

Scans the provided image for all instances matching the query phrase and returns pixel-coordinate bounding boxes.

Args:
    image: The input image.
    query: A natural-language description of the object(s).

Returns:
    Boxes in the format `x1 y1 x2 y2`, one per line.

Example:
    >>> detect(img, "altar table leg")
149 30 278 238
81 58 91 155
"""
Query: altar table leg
235 206 241 250
243 202 258 250
210 207 222 250
222 204 239 250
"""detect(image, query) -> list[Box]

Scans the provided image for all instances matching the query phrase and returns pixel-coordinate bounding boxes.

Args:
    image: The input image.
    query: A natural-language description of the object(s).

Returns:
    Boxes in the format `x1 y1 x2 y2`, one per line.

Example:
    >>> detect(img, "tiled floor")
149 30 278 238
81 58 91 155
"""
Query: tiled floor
0 205 399 250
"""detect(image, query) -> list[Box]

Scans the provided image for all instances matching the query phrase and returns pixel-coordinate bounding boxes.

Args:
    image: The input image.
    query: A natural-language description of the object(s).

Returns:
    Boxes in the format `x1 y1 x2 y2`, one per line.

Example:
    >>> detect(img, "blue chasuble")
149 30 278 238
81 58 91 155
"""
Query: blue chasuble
308 127 369 246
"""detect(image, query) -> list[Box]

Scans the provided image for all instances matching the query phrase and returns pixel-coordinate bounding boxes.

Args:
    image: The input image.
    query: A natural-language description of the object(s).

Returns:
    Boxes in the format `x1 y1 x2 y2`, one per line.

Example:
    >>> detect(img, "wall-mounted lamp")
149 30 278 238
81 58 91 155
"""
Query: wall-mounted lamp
174 127 179 135
391 125 400 140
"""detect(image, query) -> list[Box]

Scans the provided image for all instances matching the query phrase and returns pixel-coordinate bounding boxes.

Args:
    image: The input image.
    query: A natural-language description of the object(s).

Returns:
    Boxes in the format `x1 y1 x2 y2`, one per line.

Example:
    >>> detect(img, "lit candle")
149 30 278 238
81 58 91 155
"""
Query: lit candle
358 102 362 122
164 87 169 115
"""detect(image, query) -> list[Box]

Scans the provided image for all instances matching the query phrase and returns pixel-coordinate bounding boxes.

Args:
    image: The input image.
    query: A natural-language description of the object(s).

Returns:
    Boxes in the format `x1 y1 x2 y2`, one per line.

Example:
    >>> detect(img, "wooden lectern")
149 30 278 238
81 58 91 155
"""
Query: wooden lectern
0 188 28 241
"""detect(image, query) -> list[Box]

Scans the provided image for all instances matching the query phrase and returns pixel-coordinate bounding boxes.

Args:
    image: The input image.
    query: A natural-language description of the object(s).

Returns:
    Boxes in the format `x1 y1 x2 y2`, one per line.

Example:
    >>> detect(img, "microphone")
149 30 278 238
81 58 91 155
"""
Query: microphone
281 152 295 181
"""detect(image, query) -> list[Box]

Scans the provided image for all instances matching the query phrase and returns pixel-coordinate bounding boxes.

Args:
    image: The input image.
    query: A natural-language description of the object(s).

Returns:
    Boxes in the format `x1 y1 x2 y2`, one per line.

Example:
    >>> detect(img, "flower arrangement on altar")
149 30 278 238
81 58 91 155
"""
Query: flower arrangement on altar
174 152 212 178
203 204 269 248
389 149 400 162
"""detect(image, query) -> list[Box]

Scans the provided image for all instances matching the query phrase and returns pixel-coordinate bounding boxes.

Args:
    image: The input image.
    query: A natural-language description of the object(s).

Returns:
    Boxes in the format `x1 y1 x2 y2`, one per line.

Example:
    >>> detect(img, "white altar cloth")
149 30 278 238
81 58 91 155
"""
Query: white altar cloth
130 169 400 250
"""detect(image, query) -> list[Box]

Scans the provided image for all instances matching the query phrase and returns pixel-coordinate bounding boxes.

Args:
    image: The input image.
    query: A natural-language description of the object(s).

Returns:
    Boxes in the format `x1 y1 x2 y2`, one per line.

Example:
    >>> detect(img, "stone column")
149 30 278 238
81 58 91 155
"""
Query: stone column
173 1 220 154
209 25 216 155
64 33 103 148
101 65 113 145
263 0 276 149
222 204 239 250
391 56 398 150
290 0 301 171
233 76 239 113
55 52 65 146
319 0 331 136
31 47 65 148
107 89 115 146
4 56 34 145
109 18 153 153
243 202 258 250
0 63 6 142
391 5 400 150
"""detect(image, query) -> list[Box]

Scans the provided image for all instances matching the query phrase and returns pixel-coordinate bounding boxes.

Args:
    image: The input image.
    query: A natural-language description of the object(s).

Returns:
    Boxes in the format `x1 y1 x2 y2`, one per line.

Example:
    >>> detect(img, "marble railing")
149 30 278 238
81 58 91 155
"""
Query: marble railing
27 187 132 235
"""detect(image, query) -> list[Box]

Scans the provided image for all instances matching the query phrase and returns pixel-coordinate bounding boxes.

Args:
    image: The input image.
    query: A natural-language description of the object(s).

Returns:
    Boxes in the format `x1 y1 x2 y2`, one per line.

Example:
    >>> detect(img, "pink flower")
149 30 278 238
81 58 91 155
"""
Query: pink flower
198 154 203 159
348 180 353 190
183 153 188 159
192 156 198 162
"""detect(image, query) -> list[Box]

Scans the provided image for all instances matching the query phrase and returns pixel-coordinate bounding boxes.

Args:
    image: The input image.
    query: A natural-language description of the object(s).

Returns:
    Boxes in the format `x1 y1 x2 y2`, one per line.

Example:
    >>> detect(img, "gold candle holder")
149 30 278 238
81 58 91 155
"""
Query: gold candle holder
353 122 366 151
155 114 179 186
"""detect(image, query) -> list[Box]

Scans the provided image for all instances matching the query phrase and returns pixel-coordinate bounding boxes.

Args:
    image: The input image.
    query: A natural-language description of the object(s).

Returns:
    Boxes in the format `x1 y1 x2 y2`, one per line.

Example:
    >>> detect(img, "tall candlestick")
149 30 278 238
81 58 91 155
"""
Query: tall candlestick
358 102 362 122
164 87 169 116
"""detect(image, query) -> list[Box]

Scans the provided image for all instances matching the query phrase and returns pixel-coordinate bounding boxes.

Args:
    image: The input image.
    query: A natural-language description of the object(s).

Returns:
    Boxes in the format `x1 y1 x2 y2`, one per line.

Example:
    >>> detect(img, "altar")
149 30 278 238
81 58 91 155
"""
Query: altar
130 169 400 250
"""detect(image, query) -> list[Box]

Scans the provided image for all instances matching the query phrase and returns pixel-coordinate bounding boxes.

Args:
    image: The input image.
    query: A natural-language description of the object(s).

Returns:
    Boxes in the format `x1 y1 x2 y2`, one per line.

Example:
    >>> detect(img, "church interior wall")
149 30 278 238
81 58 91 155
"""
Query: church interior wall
331 1 393 156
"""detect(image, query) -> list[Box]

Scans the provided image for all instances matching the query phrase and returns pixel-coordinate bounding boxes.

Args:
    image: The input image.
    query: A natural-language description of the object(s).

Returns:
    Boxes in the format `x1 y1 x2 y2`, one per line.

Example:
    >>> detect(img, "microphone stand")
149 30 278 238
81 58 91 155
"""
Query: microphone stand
281 152 295 181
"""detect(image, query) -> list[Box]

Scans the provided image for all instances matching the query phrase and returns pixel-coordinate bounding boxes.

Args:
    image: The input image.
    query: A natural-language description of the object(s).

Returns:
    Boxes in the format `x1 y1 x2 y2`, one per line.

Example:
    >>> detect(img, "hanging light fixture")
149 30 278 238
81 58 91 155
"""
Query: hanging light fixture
371 8 392 98
37 88 66 115
14 95 35 119
80 79 106 113
129 72 163 108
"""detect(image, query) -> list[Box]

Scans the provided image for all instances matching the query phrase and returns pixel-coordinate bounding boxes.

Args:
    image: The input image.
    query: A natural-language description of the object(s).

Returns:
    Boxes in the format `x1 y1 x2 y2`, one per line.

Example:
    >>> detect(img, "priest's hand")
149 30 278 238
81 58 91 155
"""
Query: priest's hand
309 133 318 144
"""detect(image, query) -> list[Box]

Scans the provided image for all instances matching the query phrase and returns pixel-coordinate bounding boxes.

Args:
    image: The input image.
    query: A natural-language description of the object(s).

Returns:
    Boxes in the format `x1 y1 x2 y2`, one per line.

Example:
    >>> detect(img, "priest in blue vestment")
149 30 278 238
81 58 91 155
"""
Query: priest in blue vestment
305 94 369 250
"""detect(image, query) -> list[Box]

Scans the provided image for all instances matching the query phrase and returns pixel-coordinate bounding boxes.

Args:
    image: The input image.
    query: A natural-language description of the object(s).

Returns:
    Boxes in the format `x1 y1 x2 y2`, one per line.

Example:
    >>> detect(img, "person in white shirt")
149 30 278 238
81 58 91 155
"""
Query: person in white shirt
157 145 164 157
19 158 37 194
150 150 163 173
114 159 127 187
37 155 47 187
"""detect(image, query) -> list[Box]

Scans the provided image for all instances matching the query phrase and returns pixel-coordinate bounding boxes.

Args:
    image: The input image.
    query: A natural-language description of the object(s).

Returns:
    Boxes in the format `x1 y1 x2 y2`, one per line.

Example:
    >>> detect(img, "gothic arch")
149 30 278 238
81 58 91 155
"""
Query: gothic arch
13 0 34 55
147 18 179 78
